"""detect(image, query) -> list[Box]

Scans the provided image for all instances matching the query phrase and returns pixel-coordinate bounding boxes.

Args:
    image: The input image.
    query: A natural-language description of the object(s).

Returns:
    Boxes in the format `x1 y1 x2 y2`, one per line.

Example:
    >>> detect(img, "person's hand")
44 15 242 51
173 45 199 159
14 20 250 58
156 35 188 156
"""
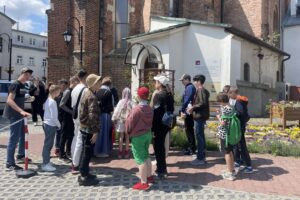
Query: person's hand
187 107 193 114
90 133 97 144
27 96 35 102
20 111 31 117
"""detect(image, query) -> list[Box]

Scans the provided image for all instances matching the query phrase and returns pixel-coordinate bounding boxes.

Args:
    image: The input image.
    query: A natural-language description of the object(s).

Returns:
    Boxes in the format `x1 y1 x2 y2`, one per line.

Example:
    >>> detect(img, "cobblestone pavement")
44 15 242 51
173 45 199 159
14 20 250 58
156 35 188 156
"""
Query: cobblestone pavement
0 148 299 200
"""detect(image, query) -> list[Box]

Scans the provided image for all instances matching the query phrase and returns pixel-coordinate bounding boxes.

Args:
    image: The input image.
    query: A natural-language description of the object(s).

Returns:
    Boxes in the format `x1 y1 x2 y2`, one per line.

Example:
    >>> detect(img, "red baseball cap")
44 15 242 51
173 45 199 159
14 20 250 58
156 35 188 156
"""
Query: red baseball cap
137 87 149 100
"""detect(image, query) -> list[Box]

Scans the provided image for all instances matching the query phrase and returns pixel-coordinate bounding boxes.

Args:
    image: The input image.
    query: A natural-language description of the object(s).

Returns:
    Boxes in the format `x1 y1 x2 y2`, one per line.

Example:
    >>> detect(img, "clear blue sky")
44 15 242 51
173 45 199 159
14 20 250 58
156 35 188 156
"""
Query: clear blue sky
0 0 49 35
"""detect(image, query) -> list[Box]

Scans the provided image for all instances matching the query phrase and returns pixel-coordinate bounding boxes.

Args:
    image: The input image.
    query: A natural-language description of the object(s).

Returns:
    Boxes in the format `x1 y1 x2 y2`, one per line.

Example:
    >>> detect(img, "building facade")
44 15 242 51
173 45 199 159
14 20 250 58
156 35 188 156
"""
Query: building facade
284 0 300 86
11 30 48 80
47 0 289 94
0 12 15 80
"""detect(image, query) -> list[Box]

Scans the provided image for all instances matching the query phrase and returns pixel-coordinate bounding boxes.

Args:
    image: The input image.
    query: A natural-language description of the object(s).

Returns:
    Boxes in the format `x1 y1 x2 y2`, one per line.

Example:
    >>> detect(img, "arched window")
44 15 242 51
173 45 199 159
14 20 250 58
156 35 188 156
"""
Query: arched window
244 63 250 82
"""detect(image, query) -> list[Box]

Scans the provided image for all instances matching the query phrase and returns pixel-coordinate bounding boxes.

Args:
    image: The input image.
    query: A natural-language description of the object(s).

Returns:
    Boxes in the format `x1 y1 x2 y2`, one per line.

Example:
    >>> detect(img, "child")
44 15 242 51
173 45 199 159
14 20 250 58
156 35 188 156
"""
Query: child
228 86 253 173
112 87 133 159
125 87 154 190
42 85 61 172
216 92 239 181
78 74 102 186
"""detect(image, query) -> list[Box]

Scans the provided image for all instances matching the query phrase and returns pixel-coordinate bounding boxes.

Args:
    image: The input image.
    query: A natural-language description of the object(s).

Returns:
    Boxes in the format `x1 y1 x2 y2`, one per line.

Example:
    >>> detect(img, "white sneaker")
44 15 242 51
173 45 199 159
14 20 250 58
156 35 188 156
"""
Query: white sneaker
34 122 37 126
41 163 56 172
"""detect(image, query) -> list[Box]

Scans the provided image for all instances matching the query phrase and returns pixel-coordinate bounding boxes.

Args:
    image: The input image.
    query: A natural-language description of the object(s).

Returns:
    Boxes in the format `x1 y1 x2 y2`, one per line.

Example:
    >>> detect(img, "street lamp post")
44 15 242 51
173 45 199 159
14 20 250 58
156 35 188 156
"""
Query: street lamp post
0 33 12 81
63 17 83 66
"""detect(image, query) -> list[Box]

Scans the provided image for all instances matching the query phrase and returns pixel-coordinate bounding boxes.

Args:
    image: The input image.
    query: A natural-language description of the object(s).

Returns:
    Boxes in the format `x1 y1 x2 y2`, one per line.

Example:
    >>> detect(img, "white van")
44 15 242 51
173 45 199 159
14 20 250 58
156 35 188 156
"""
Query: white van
0 80 32 111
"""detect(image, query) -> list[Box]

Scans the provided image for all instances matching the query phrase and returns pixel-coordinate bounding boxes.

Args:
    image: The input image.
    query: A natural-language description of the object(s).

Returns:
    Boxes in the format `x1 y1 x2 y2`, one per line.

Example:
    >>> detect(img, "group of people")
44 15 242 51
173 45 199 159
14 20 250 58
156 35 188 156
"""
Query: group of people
179 74 254 182
3 66 254 190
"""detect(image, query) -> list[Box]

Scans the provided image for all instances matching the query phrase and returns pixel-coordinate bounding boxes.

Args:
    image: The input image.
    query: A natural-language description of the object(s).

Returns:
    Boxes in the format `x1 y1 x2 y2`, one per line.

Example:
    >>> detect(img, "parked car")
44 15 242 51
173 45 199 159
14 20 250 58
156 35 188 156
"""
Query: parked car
0 80 32 111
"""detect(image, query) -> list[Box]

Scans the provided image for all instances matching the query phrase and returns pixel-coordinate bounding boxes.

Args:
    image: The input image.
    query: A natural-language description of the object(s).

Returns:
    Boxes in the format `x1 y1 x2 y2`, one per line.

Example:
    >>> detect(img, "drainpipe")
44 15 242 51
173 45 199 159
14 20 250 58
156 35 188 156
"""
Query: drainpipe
281 55 291 82
220 0 224 23
169 0 174 17
99 0 104 75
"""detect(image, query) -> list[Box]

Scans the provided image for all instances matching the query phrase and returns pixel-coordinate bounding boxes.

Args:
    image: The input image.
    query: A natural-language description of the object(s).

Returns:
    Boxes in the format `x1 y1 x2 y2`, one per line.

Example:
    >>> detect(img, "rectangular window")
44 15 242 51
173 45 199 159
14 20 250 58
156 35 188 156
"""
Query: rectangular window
32 39 36 45
42 59 47 67
29 57 34 66
17 56 23 65
42 40 48 47
17 35 20 42
115 0 128 49
0 37 2 53
21 36 23 43
29 38 33 45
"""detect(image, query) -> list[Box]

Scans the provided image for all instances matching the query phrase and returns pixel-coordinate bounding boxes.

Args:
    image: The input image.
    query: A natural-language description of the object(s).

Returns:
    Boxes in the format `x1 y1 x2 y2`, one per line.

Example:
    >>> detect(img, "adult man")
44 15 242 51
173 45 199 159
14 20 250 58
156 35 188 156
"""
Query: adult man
187 74 210 166
59 77 79 162
71 69 88 174
3 67 33 170
29 77 46 126
179 74 196 155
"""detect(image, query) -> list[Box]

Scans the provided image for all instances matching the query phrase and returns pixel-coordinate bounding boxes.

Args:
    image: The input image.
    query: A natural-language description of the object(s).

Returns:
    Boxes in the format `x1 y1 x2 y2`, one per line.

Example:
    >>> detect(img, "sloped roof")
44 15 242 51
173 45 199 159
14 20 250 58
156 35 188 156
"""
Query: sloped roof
126 16 290 56
0 12 16 24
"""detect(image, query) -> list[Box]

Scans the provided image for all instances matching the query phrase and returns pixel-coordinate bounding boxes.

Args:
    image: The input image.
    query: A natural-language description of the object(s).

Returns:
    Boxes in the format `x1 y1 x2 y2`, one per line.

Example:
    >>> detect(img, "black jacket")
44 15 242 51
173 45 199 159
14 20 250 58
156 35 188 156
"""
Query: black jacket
152 90 174 132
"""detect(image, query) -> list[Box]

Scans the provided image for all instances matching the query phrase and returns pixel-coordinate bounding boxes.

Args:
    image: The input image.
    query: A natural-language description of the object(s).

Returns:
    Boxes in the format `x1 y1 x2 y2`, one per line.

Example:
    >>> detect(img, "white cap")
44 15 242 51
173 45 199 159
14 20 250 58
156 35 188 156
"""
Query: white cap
154 74 169 86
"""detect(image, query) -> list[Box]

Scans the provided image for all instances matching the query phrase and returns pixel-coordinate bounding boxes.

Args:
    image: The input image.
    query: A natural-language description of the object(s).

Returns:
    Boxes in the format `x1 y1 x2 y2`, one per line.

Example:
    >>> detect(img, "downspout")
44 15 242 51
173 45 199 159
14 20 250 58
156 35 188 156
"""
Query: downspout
99 0 104 75
281 54 291 82
169 0 174 17
220 0 224 23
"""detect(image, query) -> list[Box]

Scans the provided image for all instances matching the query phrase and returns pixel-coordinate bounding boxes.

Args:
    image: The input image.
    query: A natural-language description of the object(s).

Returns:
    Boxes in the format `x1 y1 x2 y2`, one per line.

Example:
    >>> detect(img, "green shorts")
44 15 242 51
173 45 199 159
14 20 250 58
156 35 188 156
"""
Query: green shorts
131 131 152 165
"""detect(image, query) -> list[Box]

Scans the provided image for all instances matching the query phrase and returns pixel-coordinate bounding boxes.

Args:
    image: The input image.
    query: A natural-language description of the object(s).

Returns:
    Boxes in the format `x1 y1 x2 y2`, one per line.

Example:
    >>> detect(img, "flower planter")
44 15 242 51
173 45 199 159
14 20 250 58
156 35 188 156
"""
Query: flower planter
270 105 300 128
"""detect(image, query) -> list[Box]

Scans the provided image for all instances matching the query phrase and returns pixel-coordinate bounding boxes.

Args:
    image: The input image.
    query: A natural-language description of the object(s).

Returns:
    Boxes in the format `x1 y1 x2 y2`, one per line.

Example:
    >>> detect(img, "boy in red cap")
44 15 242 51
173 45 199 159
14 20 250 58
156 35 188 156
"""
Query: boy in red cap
125 87 154 190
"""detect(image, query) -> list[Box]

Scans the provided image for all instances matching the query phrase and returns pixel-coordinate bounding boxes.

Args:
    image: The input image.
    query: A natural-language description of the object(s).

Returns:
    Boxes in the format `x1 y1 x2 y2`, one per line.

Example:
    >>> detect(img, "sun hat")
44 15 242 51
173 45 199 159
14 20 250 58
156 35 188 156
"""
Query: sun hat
86 74 102 88
154 74 169 86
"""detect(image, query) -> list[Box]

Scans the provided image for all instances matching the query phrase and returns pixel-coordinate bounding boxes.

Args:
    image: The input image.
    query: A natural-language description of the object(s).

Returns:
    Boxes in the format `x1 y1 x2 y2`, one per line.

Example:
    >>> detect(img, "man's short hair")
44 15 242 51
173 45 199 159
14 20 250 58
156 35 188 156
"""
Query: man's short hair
222 85 231 94
77 69 88 80
70 76 80 84
216 92 229 103
229 86 239 94
102 76 112 86
58 79 68 85
193 74 206 84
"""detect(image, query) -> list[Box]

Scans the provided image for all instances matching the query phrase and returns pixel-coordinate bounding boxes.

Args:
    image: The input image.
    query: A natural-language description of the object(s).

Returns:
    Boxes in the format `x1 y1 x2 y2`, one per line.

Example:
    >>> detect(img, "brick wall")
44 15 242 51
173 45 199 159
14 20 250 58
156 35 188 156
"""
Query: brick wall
179 0 220 23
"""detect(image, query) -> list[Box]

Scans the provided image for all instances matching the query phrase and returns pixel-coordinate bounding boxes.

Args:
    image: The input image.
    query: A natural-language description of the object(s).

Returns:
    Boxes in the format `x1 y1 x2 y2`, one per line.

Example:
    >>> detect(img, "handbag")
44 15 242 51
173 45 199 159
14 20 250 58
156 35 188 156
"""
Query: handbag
162 111 174 128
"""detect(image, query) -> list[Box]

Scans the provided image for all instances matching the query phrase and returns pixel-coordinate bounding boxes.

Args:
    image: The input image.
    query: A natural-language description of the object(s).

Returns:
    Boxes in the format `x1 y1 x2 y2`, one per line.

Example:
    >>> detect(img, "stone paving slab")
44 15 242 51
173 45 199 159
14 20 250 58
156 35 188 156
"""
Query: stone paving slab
0 150 299 200
0 147 299 200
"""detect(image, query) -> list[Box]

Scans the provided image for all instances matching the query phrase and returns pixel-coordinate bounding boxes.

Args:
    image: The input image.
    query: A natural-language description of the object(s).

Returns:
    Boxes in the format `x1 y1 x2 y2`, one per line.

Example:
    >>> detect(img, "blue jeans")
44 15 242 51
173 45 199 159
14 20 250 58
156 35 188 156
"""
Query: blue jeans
195 120 206 161
55 129 61 149
6 118 24 166
42 124 57 164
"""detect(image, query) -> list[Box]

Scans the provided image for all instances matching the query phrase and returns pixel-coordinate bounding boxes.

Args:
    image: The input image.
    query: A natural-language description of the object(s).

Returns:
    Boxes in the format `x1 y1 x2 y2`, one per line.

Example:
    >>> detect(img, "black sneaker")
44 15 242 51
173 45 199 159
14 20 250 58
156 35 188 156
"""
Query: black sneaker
78 175 99 186
87 174 97 179
157 173 168 180
6 164 23 171
184 150 193 155
58 156 72 163
16 156 32 164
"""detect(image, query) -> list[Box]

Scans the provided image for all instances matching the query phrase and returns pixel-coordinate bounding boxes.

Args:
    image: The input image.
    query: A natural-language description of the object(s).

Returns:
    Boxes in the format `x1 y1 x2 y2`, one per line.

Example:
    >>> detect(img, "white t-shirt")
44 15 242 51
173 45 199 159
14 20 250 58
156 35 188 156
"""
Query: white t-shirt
71 83 88 123
43 98 61 128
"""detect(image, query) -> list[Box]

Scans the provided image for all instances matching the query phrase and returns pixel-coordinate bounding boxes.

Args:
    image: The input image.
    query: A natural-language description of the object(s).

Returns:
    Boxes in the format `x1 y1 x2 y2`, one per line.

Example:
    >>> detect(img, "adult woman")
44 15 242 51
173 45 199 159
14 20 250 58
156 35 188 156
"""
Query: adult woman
94 77 114 157
152 74 174 179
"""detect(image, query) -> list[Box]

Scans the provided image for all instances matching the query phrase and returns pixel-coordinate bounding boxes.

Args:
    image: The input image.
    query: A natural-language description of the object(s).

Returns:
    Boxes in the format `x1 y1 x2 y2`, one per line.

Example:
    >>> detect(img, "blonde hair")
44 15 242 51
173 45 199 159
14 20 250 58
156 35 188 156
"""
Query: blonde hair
49 85 60 96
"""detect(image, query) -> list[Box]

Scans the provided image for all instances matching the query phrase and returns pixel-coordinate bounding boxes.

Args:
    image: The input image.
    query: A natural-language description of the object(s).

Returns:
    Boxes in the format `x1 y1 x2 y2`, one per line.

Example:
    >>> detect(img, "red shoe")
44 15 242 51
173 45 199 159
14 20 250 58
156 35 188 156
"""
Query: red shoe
71 164 80 175
54 149 60 157
118 151 122 159
147 176 155 184
124 150 130 159
132 182 150 190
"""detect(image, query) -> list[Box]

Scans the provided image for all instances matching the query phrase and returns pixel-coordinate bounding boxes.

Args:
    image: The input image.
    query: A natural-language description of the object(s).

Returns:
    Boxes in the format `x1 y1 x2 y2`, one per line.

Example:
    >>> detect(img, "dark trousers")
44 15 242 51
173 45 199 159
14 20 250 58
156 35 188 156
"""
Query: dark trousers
59 116 74 157
153 127 169 174
31 102 44 122
233 129 252 167
184 114 196 152
195 120 206 160
79 132 93 177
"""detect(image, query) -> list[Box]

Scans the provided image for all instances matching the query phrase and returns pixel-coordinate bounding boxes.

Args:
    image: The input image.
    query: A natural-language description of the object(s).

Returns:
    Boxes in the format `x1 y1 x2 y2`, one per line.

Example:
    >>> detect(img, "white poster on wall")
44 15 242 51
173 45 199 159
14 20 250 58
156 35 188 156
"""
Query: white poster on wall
193 59 221 82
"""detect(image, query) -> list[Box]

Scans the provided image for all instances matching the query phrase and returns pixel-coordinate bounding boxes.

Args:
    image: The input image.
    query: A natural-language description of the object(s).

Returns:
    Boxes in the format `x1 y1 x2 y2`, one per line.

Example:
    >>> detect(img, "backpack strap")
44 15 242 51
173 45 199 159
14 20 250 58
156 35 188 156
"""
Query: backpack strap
74 87 86 111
